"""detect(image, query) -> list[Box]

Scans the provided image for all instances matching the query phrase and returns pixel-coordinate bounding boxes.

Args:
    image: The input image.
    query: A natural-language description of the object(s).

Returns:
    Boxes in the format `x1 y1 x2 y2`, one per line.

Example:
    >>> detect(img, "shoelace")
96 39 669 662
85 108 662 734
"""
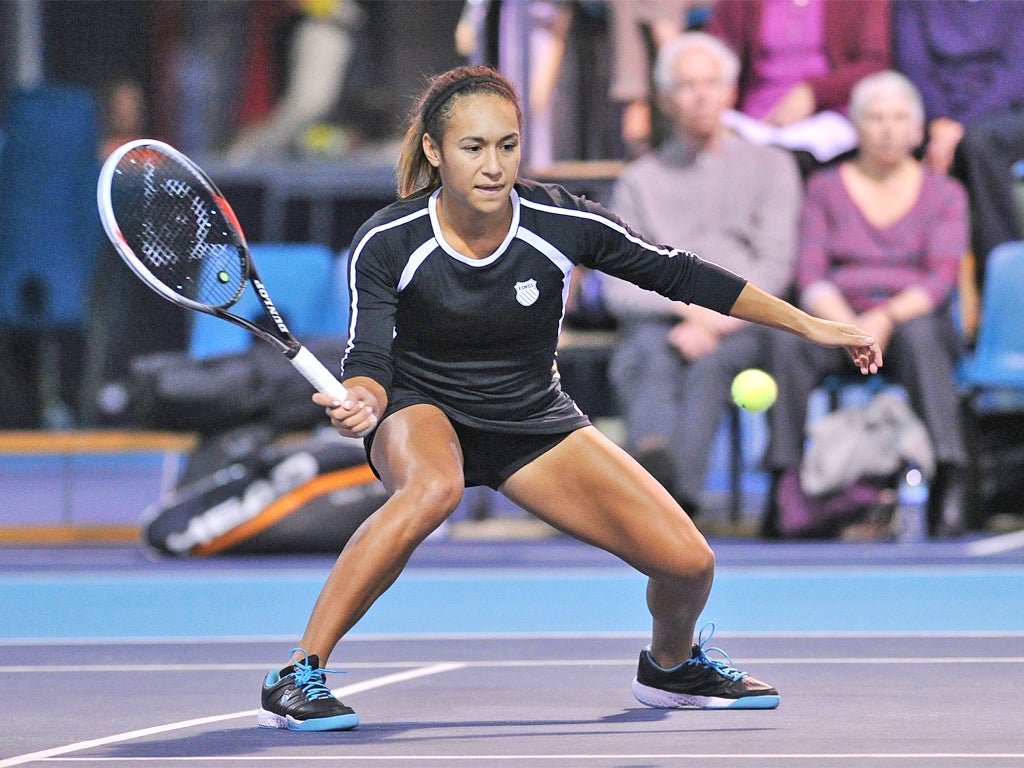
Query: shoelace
288 647 346 701
685 622 748 681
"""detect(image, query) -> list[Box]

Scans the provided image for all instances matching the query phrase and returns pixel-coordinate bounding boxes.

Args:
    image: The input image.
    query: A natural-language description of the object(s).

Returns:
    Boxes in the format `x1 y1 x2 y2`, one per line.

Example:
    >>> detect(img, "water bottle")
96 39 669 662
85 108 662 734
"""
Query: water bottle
896 464 929 543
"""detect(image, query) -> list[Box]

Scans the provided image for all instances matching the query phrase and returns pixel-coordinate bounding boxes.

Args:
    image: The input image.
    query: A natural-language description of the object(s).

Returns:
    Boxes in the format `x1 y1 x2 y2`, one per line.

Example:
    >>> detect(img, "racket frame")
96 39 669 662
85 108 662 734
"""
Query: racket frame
97 139 352 404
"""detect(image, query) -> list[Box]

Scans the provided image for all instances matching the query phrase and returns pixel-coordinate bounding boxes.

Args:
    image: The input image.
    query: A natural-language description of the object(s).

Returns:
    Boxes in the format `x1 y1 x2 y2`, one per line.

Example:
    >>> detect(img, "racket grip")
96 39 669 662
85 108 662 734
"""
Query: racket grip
290 346 376 438
289 346 349 400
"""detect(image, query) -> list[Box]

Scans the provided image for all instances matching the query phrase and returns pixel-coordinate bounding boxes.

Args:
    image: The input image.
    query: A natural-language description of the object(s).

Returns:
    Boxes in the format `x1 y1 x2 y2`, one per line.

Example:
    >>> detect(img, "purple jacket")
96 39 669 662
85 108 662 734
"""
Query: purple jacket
893 0 1024 125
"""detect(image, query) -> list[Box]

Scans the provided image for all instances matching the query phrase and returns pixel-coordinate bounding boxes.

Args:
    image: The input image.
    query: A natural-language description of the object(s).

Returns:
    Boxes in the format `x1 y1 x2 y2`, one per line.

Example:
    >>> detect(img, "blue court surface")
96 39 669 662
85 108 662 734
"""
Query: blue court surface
2 534 1023 767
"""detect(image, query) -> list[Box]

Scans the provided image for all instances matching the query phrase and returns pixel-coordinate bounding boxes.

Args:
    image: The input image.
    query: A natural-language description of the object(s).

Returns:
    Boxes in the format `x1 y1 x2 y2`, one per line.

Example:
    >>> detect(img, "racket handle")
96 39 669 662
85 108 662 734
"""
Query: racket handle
289 346 349 400
290 346 376 437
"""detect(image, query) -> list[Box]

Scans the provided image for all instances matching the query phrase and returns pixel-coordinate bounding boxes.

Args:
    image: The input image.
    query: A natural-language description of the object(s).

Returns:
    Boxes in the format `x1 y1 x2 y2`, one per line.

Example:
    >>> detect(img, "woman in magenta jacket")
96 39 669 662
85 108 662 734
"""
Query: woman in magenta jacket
706 0 890 132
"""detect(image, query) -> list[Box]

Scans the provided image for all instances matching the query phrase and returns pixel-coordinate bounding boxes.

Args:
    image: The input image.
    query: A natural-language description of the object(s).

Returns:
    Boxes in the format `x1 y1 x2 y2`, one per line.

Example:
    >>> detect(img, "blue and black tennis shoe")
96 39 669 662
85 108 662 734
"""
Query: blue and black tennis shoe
258 648 359 731
632 623 780 710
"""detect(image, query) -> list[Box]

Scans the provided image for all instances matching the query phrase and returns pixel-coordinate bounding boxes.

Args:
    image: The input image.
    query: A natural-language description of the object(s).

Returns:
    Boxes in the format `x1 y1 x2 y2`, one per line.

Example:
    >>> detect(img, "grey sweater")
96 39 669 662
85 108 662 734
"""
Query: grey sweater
600 135 801 318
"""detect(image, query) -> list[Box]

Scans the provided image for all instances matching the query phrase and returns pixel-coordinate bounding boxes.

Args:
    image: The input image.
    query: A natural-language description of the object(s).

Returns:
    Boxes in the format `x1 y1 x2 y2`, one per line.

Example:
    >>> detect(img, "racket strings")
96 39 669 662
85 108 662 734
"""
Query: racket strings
111 150 246 308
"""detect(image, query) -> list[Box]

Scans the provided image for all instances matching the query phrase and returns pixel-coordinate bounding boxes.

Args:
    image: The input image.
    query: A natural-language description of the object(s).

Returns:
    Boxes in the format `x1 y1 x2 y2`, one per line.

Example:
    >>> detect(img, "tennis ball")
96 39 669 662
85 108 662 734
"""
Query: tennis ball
731 368 777 412
217 270 230 283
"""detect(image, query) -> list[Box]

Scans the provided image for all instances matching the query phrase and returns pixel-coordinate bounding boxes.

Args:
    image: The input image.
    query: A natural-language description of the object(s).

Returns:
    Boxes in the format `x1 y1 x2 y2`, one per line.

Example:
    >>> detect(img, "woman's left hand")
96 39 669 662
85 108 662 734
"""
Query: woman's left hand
809 319 883 375
853 309 895 356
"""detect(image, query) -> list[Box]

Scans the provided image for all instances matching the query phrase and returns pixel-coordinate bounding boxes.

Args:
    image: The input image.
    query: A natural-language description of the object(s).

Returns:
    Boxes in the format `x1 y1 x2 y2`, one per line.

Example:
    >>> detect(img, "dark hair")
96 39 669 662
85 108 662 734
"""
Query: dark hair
396 65 522 199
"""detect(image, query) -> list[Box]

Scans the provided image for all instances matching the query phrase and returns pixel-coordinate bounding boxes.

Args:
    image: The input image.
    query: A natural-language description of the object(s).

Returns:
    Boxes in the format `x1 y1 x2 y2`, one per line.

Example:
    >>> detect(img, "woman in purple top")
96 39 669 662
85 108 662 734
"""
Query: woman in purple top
764 71 969 539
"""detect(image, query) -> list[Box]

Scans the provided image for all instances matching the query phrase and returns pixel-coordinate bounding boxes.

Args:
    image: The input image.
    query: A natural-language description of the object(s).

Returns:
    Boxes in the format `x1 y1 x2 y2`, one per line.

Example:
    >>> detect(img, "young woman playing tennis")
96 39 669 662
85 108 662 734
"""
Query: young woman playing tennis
258 65 882 731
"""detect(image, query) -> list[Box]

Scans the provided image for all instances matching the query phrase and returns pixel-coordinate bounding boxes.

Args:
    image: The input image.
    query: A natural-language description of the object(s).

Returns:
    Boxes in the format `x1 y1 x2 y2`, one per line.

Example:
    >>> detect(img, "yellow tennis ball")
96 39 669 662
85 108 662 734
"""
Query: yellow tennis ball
731 369 777 412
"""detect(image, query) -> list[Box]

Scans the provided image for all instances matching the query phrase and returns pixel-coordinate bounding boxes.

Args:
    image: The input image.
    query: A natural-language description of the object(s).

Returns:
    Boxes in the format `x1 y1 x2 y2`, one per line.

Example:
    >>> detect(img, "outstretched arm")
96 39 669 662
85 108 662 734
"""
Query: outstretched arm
730 283 882 375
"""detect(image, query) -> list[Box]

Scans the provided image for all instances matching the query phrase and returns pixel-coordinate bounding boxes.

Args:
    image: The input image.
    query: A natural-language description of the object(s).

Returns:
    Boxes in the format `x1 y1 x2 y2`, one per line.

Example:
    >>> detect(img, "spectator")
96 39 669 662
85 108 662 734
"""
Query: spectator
599 31 801 517
764 71 969 539
98 77 147 159
459 0 575 170
893 0 1024 294
150 0 256 155
706 0 889 175
458 1 621 169
607 0 701 158
225 0 365 161
81 75 186 426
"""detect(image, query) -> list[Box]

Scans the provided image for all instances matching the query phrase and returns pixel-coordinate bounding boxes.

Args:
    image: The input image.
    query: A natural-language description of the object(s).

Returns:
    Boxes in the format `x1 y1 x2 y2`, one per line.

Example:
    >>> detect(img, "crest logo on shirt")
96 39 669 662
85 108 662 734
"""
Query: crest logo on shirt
514 278 539 307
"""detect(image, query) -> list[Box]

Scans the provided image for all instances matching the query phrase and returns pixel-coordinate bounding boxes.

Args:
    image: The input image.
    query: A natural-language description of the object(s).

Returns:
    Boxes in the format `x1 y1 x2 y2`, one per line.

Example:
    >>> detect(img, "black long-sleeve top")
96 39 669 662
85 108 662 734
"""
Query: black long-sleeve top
340 179 746 432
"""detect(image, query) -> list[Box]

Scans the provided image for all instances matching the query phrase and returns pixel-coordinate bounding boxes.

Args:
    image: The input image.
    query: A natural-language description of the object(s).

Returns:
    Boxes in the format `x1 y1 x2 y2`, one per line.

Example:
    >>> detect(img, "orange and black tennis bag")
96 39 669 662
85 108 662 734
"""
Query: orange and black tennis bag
142 427 388 556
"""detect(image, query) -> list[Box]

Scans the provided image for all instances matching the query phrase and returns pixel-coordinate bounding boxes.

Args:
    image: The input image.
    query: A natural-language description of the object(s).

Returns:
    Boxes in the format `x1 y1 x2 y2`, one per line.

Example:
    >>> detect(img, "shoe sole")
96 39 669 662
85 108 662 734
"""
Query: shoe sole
632 679 780 710
257 708 360 731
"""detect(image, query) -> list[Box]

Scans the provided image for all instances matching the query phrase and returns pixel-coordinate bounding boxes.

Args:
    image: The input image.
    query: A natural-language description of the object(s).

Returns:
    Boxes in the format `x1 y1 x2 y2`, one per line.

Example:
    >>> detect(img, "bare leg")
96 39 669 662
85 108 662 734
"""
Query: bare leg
501 426 714 667
297 405 464 662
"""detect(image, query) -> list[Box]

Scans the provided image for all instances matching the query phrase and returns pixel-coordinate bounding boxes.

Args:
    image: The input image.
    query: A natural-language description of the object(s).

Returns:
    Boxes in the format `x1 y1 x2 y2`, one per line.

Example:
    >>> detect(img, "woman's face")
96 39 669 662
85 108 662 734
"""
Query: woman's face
424 91 521 219
855 86 923 166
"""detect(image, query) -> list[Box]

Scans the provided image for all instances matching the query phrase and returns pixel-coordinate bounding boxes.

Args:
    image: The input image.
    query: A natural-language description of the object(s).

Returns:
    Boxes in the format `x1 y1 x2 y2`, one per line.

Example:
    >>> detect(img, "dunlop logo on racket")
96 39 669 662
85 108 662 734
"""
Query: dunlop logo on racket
253 279 290 335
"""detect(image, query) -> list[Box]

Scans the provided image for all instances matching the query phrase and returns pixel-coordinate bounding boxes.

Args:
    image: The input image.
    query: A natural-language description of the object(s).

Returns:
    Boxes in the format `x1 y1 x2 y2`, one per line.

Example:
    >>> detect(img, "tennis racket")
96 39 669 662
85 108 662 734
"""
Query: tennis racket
97 139 357 419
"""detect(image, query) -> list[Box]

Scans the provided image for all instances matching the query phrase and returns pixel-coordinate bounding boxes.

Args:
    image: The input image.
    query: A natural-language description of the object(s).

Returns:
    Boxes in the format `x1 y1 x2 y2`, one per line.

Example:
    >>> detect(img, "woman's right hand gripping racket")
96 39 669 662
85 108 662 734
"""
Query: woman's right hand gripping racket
97 139 375 435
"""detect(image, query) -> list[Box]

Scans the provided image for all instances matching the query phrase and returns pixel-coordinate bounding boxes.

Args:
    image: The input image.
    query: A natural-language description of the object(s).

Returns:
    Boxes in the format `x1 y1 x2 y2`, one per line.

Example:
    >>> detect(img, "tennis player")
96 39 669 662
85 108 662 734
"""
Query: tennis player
258 65 882 732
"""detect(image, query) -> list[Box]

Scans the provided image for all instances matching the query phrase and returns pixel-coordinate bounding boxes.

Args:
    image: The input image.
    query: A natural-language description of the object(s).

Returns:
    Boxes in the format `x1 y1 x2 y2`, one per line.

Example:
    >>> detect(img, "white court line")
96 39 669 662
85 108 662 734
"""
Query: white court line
966 529 1024 556
34 753 1024 762
2 628 1023 647
4 655 1024 675
4 657 1022 765
0 662 464 768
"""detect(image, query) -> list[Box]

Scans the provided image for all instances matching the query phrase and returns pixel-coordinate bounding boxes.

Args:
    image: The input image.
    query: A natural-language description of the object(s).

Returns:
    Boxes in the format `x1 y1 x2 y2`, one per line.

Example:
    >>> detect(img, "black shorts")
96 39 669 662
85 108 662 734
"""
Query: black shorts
363 388 587 489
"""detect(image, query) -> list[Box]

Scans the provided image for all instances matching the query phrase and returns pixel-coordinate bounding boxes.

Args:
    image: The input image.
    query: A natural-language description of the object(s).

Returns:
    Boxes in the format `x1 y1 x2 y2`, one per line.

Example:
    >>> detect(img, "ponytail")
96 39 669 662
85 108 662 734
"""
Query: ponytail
396 65 522 199
396 119 437 200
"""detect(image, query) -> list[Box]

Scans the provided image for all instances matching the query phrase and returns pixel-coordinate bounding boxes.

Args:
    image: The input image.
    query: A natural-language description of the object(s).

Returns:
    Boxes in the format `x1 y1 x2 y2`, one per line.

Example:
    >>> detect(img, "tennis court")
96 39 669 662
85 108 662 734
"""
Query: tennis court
2 534 1023 768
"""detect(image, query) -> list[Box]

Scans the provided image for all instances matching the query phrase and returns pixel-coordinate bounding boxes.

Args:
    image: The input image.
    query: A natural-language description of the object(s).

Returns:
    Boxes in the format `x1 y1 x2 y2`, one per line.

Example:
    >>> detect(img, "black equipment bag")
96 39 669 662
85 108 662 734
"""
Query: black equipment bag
127 337 349 434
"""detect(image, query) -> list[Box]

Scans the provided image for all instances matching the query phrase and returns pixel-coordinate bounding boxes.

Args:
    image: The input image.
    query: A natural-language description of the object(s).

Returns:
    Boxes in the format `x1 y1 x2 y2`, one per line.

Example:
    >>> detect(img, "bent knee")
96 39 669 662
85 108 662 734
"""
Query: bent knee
394 473 464 521
674 540 715 582
645 522 715 582
368 474 463 551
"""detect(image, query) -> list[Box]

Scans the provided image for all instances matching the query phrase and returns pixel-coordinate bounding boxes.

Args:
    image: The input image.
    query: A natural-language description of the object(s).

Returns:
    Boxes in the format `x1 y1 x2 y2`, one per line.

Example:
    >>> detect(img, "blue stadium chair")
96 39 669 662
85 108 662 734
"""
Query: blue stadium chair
189 243 348 359
957 240 1024 527
0 84 102 426
0 84 101 329
958 240 1024 412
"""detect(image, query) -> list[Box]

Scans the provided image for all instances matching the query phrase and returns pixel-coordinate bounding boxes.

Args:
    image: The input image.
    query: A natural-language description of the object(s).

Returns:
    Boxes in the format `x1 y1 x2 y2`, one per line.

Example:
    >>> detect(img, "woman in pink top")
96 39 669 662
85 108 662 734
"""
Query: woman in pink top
707 0 889 126
764 71 969 539
707 0 889 174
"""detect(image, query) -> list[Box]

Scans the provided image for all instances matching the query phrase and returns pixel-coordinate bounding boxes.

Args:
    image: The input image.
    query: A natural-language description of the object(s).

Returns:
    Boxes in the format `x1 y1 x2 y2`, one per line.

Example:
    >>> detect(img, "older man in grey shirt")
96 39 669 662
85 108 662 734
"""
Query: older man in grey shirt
600 31 801 516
